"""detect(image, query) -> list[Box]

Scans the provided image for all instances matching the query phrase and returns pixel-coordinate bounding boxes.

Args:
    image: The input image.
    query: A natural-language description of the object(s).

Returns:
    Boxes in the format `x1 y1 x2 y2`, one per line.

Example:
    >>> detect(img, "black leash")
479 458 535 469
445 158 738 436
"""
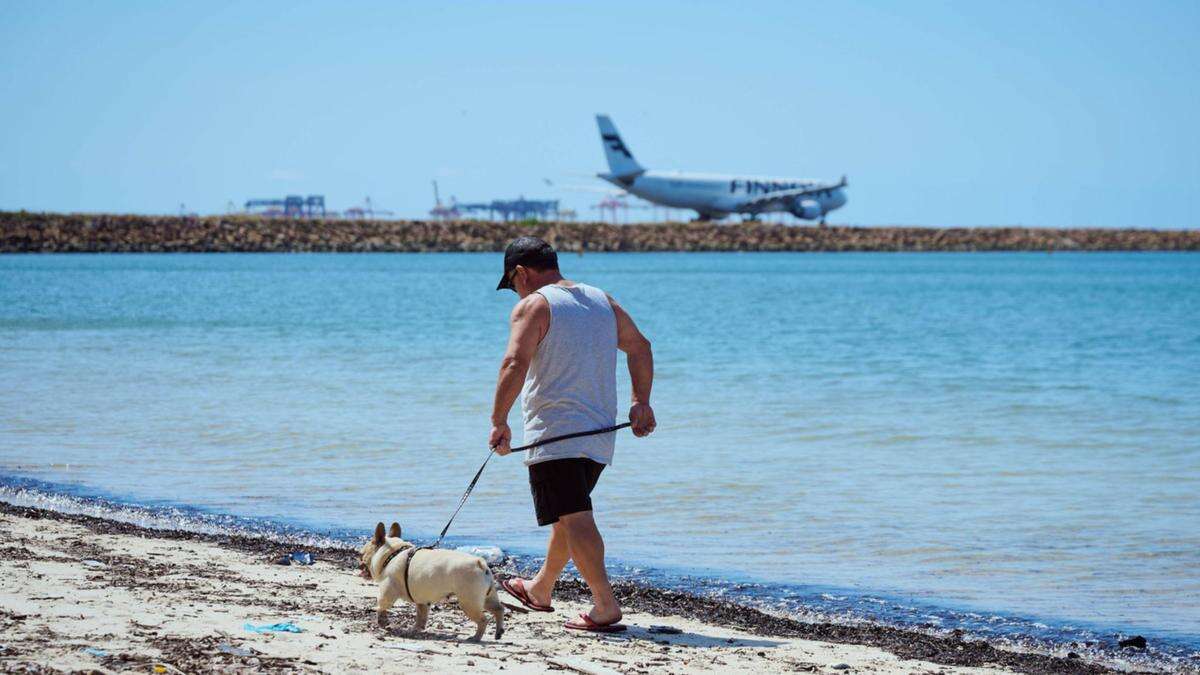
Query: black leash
427 422 631 550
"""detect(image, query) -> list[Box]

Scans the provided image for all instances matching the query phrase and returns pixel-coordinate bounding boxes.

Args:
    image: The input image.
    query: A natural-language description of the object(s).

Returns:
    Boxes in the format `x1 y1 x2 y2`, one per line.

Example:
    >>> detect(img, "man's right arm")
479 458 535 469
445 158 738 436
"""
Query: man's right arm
489 294 549 455
608 295 656 437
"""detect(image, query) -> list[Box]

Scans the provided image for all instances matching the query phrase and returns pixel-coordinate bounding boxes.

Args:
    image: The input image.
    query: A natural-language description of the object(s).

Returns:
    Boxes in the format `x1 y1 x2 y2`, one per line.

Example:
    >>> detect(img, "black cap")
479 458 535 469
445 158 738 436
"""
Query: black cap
496 237 558 290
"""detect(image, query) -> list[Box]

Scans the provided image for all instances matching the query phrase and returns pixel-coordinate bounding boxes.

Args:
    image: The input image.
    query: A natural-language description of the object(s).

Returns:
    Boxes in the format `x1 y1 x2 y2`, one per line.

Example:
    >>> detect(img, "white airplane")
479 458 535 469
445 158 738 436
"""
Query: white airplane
595 114 847 223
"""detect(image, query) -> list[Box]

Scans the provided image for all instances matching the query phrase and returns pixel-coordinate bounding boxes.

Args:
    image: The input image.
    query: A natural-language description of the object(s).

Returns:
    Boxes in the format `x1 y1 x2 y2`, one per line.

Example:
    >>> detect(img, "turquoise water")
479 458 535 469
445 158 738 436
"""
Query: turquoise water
1 252 1198 659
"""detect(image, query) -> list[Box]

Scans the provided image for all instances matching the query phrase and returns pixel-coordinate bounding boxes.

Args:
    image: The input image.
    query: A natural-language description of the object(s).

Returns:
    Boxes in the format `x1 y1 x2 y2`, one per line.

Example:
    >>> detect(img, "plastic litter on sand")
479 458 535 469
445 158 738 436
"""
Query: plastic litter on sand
243 622 303 634
273 552 315 566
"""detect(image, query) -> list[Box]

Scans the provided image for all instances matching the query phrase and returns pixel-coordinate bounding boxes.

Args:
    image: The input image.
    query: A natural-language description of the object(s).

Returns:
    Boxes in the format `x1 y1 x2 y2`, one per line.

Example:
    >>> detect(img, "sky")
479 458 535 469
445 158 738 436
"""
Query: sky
1 1 1197 228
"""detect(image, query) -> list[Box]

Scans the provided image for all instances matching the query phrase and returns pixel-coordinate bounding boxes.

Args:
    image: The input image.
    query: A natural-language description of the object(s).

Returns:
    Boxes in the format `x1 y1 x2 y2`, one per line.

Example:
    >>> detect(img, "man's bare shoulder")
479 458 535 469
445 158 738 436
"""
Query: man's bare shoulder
511 293 550 321
604 292 629 315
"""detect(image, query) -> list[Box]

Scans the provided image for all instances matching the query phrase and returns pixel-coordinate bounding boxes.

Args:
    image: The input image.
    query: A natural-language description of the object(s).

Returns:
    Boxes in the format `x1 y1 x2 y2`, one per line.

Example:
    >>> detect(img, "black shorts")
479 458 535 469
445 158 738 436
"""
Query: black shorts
528 458 606 527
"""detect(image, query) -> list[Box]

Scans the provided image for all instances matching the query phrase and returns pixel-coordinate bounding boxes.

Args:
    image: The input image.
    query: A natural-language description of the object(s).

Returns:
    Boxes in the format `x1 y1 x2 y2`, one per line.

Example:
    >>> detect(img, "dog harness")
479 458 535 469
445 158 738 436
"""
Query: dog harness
377 544 432 603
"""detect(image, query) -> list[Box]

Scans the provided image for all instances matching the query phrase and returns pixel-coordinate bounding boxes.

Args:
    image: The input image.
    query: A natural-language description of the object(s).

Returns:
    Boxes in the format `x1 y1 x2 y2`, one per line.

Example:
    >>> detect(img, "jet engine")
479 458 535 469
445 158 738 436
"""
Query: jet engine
790 198 823 220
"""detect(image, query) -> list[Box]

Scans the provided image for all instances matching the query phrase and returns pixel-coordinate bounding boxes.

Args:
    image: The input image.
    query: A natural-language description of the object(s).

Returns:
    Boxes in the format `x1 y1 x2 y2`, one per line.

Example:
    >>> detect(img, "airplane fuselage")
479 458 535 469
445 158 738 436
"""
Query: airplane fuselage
601 170 848 219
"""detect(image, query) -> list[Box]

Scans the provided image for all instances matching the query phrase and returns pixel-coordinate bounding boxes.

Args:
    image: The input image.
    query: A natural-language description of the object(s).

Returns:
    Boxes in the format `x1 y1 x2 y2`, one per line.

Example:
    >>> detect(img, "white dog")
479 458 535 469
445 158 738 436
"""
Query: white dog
359 522 504 641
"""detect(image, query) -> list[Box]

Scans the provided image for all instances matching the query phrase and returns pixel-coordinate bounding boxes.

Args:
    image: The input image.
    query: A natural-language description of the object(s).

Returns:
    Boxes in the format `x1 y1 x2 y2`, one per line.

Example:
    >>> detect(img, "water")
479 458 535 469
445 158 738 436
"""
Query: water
2 252 1198 664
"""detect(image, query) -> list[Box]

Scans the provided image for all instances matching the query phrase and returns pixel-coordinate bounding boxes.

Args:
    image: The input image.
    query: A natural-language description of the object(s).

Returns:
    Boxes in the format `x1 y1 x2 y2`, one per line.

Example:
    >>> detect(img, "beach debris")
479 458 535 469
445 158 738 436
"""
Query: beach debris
547 656 624 675
81 646 108 658
243 621 303 634
1118 635 1147 650
217 643 255 657
648 625 682 634
456 545 505 564
81 559 106 569
273 552 315 566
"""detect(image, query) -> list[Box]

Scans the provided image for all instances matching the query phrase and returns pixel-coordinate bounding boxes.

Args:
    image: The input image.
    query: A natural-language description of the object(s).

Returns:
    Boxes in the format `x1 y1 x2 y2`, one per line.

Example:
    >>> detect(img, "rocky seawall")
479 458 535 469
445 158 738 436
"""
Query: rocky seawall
2 211 1198 252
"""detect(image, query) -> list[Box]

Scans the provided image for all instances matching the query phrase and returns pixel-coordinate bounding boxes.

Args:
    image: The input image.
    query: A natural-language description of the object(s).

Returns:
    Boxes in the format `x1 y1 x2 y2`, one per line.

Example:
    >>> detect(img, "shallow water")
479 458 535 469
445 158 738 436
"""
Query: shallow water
1 252 1197 658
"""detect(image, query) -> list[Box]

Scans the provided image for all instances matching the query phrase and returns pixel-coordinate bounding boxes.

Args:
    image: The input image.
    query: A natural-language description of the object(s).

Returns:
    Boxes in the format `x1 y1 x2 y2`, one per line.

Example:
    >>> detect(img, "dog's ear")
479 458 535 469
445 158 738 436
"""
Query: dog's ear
373 522 386 546
388 522 401 538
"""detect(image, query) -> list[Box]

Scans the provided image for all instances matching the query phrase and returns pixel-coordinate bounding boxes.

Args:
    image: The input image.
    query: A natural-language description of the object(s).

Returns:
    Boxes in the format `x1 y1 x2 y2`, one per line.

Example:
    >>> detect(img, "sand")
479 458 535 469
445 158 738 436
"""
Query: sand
0 504 1110 674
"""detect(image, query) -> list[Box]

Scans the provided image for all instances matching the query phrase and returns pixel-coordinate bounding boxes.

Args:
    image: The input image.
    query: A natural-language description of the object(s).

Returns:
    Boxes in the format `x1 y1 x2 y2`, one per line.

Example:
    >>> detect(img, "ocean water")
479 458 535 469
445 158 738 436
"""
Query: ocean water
1 252 1198 663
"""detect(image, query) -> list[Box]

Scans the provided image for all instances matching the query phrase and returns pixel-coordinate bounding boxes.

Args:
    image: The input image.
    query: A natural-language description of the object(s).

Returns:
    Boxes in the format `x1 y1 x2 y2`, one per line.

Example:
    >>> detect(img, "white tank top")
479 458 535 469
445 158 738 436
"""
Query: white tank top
521 283 618 466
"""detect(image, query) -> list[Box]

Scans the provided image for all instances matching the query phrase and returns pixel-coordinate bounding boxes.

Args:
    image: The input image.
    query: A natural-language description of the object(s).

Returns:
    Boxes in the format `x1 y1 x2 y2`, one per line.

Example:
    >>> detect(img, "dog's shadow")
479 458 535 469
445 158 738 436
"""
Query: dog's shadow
376 613 500 643
381 627 444 640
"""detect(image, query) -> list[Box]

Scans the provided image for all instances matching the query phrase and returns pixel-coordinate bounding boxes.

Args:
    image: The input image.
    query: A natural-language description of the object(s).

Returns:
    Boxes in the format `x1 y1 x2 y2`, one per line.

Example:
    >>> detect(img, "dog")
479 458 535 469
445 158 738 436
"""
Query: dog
359 522 504 641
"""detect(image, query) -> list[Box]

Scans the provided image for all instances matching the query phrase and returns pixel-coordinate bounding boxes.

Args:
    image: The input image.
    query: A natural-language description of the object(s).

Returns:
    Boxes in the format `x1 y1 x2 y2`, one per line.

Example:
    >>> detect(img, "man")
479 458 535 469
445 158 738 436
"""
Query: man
489 236 656 632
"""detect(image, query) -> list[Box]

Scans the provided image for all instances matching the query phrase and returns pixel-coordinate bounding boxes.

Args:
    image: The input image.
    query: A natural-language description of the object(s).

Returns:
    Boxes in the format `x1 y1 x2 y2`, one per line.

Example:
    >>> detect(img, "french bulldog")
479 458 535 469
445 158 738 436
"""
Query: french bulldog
359 522 504 641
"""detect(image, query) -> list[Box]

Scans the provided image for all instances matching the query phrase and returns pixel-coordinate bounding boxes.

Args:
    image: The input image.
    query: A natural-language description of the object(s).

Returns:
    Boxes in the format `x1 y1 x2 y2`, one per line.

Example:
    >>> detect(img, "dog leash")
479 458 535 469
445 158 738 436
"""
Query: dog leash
427 422 632 550
389 423 633 602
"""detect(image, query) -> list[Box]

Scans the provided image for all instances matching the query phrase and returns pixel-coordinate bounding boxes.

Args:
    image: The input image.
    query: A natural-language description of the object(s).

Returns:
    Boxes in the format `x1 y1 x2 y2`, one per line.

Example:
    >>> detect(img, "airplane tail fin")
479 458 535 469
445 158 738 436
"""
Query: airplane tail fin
596 114 644 179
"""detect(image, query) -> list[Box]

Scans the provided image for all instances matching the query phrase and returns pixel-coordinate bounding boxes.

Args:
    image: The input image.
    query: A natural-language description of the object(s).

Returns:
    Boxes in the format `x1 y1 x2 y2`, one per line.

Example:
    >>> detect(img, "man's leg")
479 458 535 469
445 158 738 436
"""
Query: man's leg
524 521 570 607
558 510 621 623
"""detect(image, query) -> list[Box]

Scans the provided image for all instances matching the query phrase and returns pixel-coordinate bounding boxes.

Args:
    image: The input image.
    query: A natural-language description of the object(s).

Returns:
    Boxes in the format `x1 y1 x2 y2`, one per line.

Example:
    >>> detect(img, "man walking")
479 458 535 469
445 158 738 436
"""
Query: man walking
489 236 655 632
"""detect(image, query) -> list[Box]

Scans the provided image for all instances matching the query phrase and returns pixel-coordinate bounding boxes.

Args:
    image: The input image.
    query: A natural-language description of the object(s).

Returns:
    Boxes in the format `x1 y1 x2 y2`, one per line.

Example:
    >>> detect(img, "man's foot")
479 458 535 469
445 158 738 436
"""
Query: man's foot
501 578 554 612
564 612 627 633
585 605 622 625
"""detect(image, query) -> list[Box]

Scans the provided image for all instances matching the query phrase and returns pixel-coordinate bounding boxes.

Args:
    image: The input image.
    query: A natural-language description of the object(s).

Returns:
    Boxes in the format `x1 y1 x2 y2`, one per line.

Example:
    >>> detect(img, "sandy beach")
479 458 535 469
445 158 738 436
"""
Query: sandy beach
0 502 1127 674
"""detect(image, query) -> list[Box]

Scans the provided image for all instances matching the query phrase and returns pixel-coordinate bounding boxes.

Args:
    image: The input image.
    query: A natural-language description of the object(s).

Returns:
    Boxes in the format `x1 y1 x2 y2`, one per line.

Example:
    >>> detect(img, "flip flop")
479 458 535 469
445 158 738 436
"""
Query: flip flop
500 578 554 613
564 612 627 633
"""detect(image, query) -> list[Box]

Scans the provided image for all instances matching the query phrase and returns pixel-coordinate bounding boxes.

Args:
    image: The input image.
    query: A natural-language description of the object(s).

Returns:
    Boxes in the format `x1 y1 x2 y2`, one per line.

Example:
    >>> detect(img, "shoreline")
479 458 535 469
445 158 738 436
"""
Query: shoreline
3 211 1198 253
0 500 1153 673
2 474 1184 657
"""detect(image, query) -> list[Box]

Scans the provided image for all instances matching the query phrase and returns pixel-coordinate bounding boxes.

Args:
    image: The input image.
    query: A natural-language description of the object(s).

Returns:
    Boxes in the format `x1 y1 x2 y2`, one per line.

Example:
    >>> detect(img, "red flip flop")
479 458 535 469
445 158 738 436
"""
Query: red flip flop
564 612 627 633
501 578 554 613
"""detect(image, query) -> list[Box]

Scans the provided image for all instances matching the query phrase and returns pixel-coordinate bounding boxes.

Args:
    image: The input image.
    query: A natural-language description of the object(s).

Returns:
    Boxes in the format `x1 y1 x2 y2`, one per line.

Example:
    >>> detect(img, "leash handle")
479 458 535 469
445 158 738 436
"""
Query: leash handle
431 422 632 548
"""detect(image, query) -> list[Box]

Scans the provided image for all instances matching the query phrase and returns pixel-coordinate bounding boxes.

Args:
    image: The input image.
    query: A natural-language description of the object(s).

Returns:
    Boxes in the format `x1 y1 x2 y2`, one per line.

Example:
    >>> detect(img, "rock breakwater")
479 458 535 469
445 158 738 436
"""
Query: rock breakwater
3 211 1197 253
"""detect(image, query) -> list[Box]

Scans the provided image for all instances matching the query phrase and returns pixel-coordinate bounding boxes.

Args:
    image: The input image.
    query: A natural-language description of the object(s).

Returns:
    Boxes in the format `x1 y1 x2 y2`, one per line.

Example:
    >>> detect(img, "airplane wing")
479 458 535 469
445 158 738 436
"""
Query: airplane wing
734 176 847 213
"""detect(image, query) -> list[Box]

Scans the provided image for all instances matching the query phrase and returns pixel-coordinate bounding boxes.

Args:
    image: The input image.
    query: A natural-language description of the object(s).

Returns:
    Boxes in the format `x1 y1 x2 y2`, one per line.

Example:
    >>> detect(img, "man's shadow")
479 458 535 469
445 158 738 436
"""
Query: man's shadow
373 606 784 650
583 624 784 649
379 622 784 650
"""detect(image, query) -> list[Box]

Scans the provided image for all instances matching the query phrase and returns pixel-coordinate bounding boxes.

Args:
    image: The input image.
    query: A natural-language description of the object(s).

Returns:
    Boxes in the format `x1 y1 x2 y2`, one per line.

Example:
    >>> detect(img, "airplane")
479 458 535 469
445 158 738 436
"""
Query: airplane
595 114 847 224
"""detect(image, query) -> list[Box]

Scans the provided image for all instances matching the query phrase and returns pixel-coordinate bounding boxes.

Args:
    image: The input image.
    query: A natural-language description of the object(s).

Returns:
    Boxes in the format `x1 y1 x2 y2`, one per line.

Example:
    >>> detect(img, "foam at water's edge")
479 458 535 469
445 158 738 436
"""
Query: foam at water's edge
2 475 1196 671
0 476 345 549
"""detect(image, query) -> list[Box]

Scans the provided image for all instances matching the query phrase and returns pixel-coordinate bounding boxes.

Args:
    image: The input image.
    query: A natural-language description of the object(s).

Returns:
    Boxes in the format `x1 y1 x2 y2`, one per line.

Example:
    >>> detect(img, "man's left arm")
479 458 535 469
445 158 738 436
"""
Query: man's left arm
607 294 656 437
489 295 548 455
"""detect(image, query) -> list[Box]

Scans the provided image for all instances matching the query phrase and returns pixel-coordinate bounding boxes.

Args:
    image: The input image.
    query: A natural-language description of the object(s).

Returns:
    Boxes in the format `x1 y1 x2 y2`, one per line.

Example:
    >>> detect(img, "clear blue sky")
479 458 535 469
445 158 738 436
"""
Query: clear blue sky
2 1 1197 227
